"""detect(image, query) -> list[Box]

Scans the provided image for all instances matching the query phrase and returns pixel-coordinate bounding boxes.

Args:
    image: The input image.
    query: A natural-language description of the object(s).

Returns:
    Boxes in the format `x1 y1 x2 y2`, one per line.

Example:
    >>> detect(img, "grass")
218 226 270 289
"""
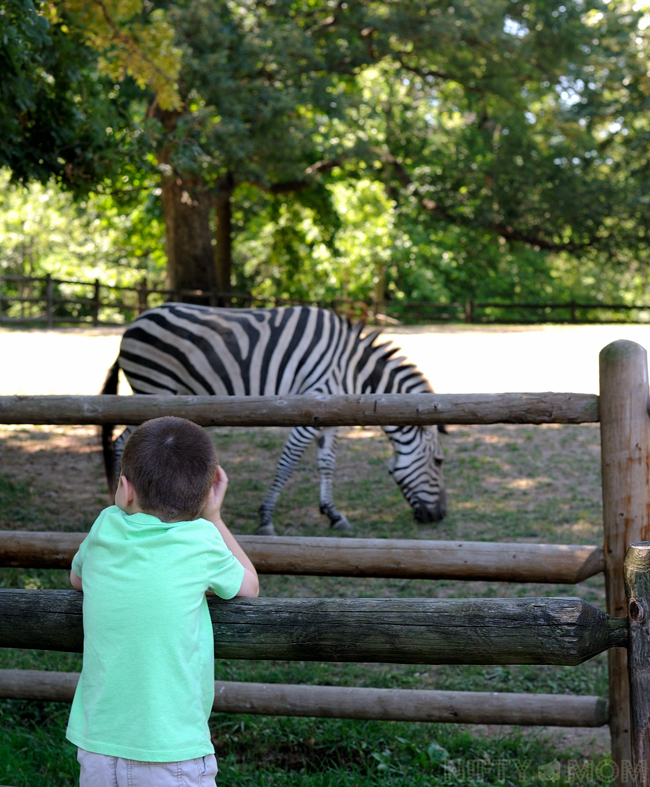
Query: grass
0 421 612 785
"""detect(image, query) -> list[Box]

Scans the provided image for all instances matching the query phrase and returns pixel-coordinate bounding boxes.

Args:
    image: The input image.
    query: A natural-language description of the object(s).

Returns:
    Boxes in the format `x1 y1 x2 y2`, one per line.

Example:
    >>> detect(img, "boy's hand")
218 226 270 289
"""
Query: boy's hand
201 465 260 597
201 465 229 522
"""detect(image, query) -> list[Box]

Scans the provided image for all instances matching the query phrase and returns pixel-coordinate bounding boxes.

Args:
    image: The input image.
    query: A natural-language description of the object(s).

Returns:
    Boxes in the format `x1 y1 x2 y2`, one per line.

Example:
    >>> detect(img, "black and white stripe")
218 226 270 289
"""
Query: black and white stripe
102 304 446 534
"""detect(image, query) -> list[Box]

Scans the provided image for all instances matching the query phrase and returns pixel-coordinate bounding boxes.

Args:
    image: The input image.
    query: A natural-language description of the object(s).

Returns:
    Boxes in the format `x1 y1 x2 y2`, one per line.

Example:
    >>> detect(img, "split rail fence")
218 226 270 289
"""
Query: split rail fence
1 339 650 783
4 272 650 327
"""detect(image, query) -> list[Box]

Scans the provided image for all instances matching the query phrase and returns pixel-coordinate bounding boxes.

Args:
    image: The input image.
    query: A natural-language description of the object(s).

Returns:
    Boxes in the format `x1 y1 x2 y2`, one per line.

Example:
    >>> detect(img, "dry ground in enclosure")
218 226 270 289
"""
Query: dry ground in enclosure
2 321 650 395
0 421 603 546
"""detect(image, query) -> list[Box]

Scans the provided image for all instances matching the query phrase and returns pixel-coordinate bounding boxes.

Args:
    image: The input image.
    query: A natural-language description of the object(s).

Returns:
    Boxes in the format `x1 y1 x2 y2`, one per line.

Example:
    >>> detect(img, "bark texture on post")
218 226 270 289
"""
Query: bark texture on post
624 542 650 781
600 340 650 783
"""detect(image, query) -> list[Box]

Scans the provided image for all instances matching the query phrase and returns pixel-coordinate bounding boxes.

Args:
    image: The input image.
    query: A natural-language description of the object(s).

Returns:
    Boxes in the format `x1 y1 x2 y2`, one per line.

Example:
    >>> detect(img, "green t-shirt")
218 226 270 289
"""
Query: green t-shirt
65 505 245 761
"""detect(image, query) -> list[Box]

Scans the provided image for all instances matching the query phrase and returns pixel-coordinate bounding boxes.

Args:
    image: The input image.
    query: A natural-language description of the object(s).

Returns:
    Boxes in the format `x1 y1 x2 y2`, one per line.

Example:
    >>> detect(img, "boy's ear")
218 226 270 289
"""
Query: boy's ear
118 475 136 507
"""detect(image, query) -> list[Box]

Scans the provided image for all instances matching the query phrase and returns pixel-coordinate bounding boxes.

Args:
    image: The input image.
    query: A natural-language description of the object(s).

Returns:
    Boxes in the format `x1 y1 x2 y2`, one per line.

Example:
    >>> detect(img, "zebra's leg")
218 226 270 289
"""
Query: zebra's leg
257 426 319 536
111 426 136 496
317 427 351 531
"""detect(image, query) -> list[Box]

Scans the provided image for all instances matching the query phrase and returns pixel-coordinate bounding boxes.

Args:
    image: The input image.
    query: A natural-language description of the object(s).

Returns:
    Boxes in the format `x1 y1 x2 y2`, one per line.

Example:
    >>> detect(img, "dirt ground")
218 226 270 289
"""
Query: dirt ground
0 424 108 531
2 321 650 395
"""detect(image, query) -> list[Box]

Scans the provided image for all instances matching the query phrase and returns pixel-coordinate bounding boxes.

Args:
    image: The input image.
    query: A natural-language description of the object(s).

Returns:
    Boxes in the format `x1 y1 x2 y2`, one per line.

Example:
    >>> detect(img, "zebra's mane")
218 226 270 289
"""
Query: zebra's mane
348 320 433 394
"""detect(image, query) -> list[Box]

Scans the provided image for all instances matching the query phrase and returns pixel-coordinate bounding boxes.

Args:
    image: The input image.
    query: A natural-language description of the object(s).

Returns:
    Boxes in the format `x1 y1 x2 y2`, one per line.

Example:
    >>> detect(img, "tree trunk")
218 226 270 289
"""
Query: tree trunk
214 173 235 303
156 110 215 300
160 172 215 299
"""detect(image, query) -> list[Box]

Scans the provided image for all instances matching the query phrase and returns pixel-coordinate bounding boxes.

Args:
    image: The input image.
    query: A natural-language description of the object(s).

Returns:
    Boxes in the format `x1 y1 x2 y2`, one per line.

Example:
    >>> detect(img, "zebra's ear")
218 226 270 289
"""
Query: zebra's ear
387 454 396 475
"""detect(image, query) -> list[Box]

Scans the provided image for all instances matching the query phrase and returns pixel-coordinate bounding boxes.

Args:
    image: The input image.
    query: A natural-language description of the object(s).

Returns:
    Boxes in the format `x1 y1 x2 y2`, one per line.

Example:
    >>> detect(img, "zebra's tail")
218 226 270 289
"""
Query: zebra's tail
100 358 120 495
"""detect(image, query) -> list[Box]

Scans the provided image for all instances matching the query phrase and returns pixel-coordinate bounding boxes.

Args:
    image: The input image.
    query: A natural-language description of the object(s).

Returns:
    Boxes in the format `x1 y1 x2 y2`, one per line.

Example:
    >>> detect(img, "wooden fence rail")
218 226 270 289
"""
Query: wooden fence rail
0 669 609 727
0 532 605 584
0 590 628 665
0 392 600 426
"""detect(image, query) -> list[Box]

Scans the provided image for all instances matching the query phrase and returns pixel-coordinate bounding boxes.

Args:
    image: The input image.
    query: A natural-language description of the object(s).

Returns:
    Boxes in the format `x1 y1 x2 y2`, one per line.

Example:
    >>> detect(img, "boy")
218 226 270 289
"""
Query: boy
66 416 259 787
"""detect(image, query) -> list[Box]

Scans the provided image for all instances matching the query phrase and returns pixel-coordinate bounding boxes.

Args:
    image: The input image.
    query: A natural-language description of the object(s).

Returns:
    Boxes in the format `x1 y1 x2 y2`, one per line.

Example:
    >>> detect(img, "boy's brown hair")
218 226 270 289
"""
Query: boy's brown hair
120 416 218 522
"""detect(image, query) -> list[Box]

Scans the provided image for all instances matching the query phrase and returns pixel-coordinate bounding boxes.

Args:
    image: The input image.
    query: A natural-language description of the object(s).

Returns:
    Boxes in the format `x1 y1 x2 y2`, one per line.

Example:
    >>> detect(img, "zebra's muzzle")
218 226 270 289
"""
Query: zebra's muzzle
413 492 446 523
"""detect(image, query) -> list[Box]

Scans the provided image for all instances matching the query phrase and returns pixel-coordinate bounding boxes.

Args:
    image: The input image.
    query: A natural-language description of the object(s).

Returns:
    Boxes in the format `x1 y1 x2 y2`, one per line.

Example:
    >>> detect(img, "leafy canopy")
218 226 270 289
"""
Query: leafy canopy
4 0 650 312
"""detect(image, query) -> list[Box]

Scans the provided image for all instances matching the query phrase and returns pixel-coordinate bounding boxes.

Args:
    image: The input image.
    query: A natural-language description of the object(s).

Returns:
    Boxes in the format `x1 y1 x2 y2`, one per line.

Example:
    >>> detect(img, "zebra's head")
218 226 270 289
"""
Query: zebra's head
384 425 446 523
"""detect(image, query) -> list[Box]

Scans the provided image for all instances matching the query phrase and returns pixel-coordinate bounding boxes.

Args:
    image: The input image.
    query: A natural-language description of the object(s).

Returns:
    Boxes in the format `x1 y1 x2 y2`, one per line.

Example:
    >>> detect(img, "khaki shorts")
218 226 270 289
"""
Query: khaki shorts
77 747 218 787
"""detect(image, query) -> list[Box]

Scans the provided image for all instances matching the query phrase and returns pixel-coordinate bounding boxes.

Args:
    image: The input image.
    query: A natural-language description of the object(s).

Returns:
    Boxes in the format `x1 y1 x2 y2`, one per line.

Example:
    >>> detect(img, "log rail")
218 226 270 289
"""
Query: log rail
0 587 629 731
0 590 628 665
0 669 608 728
0 532 605 584
0 392 599 426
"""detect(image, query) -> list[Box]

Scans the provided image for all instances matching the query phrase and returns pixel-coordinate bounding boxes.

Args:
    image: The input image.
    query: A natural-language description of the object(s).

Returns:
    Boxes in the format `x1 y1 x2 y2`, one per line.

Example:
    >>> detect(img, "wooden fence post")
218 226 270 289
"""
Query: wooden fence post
465 299 474 323
91 279 100 326
45 274 53 329
600 340 650 784
624 542 650 782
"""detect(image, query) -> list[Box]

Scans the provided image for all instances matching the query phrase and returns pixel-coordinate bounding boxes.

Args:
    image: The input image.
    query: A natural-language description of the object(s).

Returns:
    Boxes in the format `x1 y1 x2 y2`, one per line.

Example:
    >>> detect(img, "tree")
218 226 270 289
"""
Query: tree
0 0 180 189
4 0 650 306
140 0 370 295
150 0 645 296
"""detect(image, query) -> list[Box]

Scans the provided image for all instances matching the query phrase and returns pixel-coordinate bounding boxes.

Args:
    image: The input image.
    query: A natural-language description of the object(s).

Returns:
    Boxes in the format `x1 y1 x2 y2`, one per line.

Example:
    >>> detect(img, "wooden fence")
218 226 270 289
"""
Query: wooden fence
0 532 605 584
1 339 649 783
2 273 650 326
0 553 648 772
0 669 610 728
0 274 375 327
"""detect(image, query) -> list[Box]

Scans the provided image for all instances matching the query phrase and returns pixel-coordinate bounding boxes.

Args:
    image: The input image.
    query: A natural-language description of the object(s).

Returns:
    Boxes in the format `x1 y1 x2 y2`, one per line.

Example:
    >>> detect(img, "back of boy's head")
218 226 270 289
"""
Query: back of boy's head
120 416 218 522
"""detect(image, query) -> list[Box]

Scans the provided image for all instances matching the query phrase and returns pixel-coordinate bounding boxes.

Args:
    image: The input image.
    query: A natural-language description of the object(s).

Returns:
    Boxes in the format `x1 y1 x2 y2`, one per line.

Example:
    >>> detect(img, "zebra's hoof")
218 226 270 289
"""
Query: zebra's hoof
331 515 352 531
255 523 276 536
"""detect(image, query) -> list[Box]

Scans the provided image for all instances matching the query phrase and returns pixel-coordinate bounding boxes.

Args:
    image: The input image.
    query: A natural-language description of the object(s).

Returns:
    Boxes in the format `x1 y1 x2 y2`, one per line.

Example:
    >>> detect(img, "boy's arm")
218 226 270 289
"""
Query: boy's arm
68 507 112 593
211 517 259 596
202 466 259 598
70 570 82 591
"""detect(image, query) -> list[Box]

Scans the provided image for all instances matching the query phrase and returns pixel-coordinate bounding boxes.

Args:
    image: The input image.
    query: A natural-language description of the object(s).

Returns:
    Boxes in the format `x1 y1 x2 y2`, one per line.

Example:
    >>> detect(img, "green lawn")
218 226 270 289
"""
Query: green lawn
0 422 613 786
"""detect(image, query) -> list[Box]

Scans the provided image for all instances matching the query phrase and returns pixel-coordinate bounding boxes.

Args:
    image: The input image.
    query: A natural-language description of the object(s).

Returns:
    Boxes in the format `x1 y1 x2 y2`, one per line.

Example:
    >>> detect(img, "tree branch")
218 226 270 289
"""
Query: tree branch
391 54 455 84
305 1 346 36
90 0 177 90
385 152 592 253
244 158 343 195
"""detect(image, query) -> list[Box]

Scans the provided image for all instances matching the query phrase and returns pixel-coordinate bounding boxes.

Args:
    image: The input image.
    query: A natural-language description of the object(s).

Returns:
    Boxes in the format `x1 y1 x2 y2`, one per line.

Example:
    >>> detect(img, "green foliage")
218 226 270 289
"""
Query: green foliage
5 0 650 310
0 0 138 190
58 0 182 110
0 171 166 285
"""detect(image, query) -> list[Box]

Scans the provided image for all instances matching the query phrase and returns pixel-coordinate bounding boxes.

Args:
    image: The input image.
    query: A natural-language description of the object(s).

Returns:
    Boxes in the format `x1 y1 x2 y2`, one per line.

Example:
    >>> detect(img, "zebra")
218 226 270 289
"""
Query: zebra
101 303 446 535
